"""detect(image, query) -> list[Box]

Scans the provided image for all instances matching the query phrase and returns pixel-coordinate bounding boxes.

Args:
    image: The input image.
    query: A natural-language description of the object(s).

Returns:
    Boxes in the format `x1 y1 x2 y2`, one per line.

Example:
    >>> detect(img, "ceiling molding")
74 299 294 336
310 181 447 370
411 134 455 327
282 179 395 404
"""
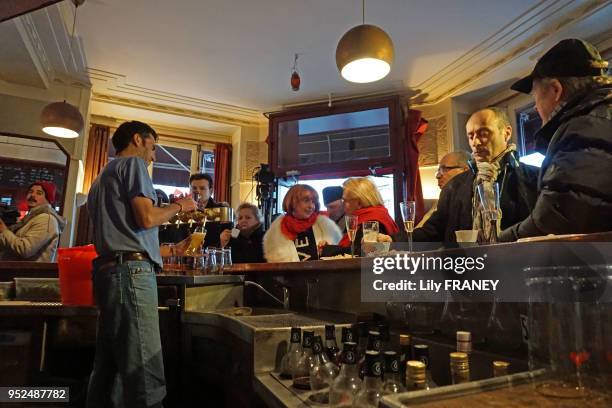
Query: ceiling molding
88 68 266 127
89 114 231 145
410 0 610 107
14 14 54 88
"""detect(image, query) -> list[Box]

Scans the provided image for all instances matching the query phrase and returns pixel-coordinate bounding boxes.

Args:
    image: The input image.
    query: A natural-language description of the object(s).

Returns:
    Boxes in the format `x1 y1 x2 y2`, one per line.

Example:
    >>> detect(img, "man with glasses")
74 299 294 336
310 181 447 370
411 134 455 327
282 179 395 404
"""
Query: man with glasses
87 121 196 408
416 151 470 227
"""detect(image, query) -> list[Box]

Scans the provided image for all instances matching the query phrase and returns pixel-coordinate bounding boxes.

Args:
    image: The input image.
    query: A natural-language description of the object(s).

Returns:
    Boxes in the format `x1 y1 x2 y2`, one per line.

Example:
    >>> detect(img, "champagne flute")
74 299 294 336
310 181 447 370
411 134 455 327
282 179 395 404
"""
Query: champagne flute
400 201 416 252
345 215 359 258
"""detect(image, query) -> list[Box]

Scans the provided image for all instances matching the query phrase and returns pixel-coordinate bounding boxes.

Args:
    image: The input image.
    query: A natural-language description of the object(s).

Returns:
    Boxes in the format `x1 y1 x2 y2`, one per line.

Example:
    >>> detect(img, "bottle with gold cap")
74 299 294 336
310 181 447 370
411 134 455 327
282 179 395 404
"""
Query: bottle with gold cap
492 360 510 377
398 334 411 386
449 352 470 384
405 360 429 391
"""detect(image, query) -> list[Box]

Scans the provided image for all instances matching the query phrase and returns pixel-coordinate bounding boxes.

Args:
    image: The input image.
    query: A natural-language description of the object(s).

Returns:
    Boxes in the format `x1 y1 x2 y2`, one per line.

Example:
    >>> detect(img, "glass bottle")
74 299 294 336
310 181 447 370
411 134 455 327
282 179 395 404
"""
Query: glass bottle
325 324 340 363
292 330 314 389
398 334 411 387
359 331 381 379
279 327 302 379
329 342 361 407
309 335 339 390
412 344 437 388
449 352 470 384
405 360 429 391
354 322 369 358
353 351 383 408
376 322 390 351
382 351 406 394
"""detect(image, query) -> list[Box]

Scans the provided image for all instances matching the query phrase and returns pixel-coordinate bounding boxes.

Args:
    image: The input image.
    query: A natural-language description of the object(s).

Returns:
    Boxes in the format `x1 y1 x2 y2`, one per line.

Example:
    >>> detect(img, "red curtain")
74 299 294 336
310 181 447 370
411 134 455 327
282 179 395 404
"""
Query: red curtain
404 109 429 224
75 124 110 246
213 143 232 203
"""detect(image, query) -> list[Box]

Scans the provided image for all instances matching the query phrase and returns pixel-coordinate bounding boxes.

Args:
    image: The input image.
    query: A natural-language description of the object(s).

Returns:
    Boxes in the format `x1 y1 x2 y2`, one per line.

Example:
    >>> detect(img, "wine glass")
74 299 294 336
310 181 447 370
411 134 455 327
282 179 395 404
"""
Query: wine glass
345 215 359 258
476 182 500 244
400 201 416 252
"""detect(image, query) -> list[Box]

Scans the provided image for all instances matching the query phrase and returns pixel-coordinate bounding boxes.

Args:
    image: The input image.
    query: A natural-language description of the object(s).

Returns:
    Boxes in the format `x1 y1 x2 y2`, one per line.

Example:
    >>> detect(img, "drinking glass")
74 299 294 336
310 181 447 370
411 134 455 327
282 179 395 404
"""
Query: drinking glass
400 201 416 252
345 215 359 258
362 221 379 243
476 182 500 244
185 226 206 257
206 247 223 274
160 243 175 273
221 248 232 274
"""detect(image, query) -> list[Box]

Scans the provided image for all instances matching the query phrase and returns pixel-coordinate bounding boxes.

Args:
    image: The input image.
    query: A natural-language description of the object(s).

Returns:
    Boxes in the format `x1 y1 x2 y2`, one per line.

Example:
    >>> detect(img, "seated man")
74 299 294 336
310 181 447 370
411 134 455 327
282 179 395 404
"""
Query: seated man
499 39 612 241
417 151 470 227
322 186 346 233
408 107 539 243
0 182 66 262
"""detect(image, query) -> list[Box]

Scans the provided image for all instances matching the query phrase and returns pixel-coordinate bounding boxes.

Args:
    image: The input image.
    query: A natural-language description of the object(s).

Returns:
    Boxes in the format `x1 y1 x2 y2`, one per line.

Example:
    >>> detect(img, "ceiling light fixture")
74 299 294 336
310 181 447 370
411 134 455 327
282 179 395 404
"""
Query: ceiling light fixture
335 0 394 83
40 0 85 139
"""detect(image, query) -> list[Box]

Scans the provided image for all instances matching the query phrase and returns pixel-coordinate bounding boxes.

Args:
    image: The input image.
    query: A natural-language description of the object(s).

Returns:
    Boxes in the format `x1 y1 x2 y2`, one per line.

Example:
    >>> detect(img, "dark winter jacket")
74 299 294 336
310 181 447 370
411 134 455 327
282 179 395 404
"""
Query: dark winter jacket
408 151 539 243
229 224 266 264
499 85 612 241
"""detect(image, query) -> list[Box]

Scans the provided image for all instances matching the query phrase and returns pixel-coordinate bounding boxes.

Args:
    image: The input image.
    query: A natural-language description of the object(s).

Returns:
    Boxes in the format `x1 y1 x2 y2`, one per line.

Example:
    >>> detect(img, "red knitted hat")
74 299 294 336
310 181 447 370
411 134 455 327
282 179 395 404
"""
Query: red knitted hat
30 181 56 204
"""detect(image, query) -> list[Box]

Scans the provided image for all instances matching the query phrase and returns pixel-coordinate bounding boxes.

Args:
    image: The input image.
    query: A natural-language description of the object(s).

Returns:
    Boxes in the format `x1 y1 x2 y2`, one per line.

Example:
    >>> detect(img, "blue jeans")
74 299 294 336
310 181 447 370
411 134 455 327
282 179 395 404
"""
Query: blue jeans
86 260 166 408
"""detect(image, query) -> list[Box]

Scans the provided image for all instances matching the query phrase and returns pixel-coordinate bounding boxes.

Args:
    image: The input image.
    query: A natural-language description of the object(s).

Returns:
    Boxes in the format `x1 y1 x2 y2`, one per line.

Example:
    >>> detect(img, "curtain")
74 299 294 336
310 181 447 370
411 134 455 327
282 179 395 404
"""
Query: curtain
75 124 110 246
404 109 429 224
213 143 232 203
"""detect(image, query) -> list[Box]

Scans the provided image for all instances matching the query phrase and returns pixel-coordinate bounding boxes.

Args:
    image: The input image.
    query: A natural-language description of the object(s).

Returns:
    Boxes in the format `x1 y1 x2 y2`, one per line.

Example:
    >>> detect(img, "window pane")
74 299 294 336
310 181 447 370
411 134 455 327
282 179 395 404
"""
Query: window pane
199 150 215 179
277 108 391 168
152 145 192 198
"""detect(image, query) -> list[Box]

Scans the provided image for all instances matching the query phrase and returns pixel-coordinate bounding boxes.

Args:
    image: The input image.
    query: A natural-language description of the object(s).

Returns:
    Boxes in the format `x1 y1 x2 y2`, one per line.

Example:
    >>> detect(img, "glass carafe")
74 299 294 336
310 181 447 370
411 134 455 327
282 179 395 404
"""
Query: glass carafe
280 327 302 379
292 330 314 389
309 335 339 390
353 351 383 408
329 342 361 408
382 351 406 394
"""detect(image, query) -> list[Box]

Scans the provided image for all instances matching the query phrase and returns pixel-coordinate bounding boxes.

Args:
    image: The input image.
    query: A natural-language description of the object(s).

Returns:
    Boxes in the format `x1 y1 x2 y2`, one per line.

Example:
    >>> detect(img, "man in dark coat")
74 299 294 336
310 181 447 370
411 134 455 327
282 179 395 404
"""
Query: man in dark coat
408 107 539 243
499 39 612 241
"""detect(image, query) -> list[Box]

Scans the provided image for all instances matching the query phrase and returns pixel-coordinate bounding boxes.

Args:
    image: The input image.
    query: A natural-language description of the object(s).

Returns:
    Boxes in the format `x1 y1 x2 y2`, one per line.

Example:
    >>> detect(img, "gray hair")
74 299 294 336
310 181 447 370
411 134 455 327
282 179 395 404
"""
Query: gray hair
542 75 612 102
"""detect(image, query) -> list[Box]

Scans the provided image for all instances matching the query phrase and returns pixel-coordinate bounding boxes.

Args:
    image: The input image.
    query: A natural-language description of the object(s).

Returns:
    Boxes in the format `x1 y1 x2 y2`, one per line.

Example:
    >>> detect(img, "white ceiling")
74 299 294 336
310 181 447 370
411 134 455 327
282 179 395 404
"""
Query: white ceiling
1 0 611 131
76 0 548 111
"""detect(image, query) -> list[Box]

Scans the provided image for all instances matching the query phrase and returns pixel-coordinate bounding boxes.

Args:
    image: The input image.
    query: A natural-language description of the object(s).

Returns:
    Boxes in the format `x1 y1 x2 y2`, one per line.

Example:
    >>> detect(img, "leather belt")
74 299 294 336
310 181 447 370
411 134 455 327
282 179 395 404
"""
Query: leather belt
95 251 151 271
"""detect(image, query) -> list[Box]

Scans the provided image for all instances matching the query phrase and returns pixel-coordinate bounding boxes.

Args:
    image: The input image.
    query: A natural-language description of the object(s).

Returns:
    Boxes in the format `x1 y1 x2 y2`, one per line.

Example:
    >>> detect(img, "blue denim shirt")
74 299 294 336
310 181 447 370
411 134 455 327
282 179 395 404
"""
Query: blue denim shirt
88 156 162 268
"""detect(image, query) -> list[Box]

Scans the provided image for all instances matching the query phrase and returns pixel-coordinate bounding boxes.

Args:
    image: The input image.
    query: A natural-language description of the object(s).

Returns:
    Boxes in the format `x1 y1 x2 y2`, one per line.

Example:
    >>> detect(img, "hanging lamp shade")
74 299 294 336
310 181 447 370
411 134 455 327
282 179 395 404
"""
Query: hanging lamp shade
336 24 394 83
40 101 84 138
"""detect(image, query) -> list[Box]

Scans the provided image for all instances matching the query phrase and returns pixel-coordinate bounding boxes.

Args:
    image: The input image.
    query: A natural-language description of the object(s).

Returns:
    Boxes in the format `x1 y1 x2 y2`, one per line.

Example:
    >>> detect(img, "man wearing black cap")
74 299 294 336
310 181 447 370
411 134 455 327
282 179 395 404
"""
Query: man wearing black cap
322 186 346 233
499 38 612 241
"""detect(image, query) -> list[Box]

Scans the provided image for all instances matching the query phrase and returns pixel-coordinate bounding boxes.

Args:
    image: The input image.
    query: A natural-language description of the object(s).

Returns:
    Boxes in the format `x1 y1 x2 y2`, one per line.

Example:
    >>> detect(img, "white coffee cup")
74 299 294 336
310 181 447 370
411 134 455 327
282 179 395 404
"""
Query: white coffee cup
231 228 240 238
455 230 479 244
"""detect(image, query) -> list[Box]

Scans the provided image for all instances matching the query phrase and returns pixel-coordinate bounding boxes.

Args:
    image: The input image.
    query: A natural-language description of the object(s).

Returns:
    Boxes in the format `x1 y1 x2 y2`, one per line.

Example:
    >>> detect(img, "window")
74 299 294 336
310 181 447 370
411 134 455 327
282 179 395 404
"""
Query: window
517 103 545 167
107 136 215 198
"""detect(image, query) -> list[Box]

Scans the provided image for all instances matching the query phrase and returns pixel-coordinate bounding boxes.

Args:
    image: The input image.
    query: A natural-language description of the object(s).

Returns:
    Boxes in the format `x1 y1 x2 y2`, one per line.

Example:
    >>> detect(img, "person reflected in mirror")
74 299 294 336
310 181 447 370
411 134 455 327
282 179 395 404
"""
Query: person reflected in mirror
0 181 66 262
220 203 265 263
263 184 341 262
499 39 612 241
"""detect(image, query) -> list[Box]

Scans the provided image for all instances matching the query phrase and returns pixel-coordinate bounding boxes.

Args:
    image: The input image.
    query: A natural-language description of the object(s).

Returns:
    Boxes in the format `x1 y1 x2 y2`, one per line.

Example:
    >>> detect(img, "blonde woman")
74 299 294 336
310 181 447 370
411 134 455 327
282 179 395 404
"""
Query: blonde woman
263 184 341 262
337 177 399 252
220 203 265 263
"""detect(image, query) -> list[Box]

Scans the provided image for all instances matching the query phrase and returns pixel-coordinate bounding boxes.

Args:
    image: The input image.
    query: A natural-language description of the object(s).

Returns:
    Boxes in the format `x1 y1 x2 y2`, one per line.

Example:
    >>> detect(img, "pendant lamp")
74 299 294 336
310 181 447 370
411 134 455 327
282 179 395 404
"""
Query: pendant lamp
335 0 394 83
40 0 85 139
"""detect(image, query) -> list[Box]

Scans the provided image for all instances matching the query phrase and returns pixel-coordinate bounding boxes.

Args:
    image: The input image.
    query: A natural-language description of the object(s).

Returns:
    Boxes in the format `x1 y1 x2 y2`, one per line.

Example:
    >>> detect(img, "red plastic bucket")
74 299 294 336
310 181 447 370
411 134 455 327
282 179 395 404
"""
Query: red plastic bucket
57 245 96 305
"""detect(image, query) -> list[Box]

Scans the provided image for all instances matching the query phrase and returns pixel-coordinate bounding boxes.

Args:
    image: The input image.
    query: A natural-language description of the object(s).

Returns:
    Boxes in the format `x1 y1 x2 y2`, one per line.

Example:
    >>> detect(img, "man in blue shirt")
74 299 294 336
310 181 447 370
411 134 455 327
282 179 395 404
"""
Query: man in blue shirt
86 121 195 408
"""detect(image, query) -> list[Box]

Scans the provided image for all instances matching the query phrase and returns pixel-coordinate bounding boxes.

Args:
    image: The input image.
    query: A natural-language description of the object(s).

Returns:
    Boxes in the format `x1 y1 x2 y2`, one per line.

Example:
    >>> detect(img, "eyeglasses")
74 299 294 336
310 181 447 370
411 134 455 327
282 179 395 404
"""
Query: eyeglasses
436 165 464 175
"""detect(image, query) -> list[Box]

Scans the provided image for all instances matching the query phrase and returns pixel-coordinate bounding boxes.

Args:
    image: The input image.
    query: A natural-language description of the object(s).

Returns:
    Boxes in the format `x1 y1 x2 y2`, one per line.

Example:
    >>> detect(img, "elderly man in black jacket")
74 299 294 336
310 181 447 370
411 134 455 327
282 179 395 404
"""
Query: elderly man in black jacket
409 107 538 243
499 39 612 241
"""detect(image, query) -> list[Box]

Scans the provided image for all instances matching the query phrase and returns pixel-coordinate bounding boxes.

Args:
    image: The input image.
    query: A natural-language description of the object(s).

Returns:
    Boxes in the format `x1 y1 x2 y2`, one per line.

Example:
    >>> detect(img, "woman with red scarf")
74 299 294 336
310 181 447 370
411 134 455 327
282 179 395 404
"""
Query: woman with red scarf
263 184 341 262
335 177 399 255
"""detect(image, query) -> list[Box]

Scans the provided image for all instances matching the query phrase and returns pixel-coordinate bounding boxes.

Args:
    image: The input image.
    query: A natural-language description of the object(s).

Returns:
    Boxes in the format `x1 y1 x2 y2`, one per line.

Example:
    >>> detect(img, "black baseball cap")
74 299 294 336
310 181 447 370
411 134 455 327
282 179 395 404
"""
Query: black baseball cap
322 186 343 205
511 38 609 94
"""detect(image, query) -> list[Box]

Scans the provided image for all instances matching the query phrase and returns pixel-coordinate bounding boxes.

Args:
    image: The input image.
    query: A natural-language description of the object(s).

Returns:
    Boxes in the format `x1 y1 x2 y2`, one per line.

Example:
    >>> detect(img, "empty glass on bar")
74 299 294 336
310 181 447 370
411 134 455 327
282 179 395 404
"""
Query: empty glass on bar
345 215 359 258
400 201 416 252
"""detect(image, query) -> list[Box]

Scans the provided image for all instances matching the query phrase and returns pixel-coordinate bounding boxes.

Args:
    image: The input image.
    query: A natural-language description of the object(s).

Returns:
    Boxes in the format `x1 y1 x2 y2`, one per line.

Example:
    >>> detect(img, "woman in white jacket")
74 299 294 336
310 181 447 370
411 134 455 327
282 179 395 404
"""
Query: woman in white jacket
263 184 341 263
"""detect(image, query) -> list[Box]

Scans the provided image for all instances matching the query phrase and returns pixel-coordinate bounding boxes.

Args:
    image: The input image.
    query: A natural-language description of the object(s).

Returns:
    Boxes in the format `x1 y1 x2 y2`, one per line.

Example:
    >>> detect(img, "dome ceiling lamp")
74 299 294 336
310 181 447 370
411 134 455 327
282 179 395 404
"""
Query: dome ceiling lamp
40 0 85 139
335 0 394 83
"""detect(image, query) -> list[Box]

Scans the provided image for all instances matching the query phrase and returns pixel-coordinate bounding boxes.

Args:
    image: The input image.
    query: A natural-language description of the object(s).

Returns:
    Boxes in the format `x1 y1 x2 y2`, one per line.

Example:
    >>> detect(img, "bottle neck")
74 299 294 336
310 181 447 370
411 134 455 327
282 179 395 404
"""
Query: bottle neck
363 376 382 389
339 362 358 377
